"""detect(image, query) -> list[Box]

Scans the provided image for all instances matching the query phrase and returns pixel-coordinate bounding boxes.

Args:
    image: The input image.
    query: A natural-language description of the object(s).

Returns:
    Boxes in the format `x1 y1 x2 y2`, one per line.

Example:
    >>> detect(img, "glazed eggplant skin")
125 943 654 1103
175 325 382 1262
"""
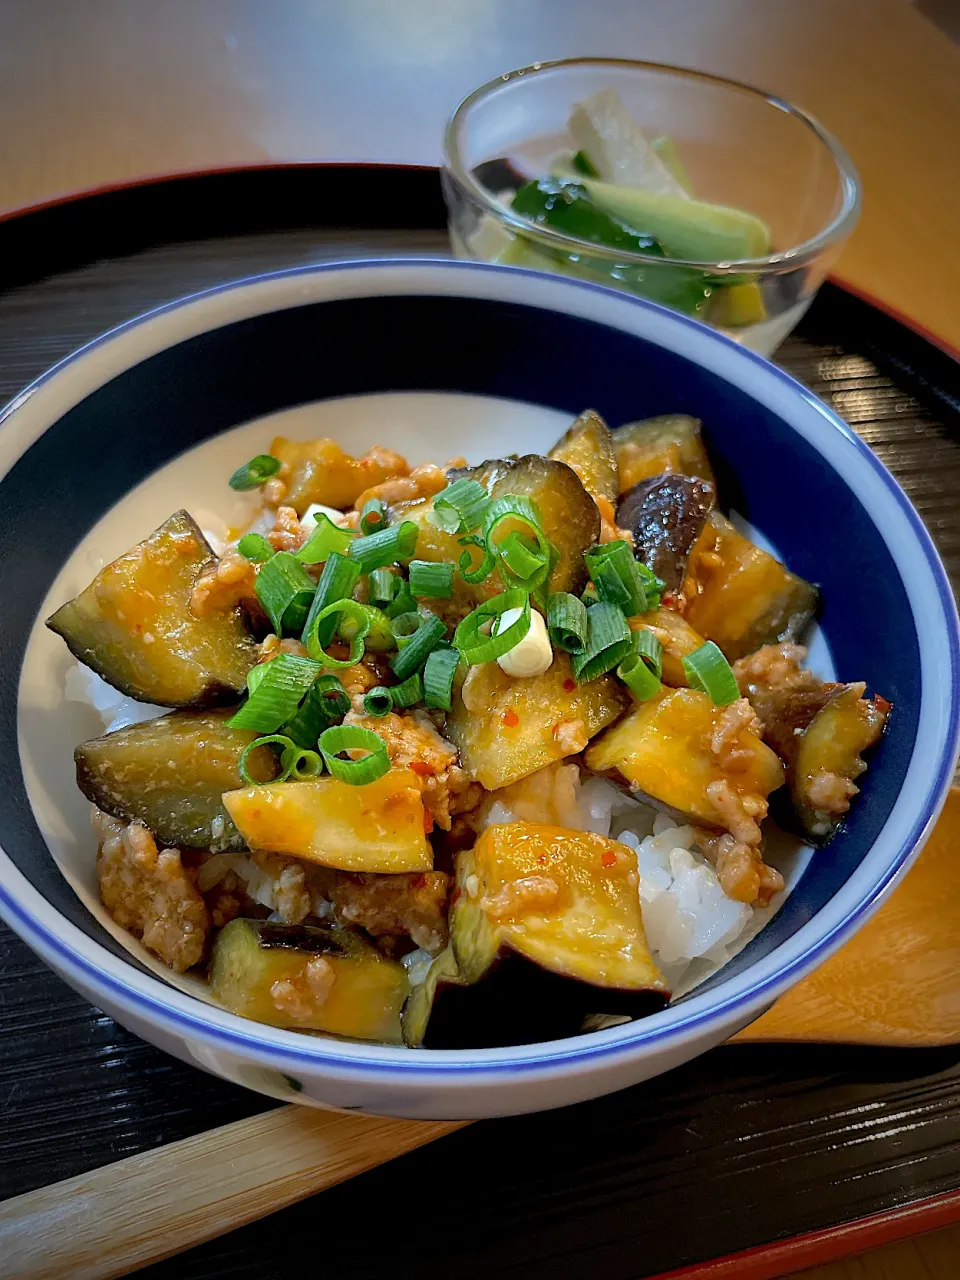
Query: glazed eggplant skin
268 436 405 514
403 823 669 1049
222 768 432 873
547 409 620 504
47 510 258 707
631 608 706 687
584 686 784 833
446 651 629 791
611 415 715 492
617 473 715 591
210 919 408 1042
76 708 278 851
792 684 888 843
684 512 819 661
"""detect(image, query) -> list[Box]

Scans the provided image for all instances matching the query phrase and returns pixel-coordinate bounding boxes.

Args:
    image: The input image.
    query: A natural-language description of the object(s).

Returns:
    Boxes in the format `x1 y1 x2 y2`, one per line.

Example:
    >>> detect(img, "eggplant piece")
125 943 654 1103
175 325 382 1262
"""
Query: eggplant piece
269 436 406 514
611 415 715 492
584 687 784 833
222 768 432 873
47 511 257 707
632 608 706 687
792 684 889 843
445 457 518 490
684 512 819 661
76 708 279 852
210 919 408 1041
547 409 620 504
617 473 715 591
404 823 669 1048
445 651 629 791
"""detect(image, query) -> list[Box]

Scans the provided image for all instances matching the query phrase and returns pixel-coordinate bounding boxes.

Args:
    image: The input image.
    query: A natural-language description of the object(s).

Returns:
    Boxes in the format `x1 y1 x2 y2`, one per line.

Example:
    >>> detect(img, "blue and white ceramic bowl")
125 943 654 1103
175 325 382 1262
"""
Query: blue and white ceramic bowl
2 260 957 1119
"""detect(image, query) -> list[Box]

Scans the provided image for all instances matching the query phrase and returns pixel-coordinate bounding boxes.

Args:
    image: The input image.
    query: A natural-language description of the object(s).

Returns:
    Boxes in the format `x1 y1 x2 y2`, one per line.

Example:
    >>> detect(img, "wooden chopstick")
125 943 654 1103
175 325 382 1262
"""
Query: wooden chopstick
0 1105 466 1280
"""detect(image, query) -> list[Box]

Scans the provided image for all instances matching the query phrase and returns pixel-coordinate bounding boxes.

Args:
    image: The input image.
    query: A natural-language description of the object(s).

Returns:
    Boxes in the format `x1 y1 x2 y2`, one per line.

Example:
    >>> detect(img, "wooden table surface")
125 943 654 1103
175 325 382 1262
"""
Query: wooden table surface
1 4 959 1278
1 0 959 350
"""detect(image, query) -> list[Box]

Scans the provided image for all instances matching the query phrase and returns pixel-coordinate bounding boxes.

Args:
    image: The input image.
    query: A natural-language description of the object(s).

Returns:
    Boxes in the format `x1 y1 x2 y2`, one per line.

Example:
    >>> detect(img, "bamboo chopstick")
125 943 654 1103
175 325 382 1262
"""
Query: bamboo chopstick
0 1105 465 1280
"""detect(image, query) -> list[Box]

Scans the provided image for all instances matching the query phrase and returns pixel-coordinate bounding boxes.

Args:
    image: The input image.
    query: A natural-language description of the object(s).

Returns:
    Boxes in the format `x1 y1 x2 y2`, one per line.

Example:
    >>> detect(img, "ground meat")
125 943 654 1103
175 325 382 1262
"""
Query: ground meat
709 697 762 769
734 642 813 694
481 875 561 922
93 810 208 971
733 644 839 762
705 777 766 847
258 634 310 661
313 868 450 952
343 708 480 829
595 495 633 546
353 457 467 512
806 770 859 815
249 852 312 924
552 718 589 754
270 956 336 1021
190 546 259 616
695 828 783 906
267 505 308 552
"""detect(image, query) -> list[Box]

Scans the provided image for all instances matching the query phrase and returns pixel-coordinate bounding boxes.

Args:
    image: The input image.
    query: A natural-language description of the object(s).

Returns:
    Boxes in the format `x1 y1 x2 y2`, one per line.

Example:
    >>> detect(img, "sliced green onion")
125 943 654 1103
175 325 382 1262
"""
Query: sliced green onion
409 559 454 599
297 513 355 563
454 589 531 665
228 654 322 733
280 744 324 780
498 531 547 583
283 675 349 747
300 551 360 650
229 454 281 491
347 520 418 572
304 599 371 668
547 592 589 653
389 672 424 708
683 640 740 706
432 478 491 533
571 602 632 683
390 611 424 649
617 653 662 700
237 533 275 563
369 568 400 608
457 534 495 585
385 583 417 619
637 562 666 611
582 581 599 605
255 551 317 636
318 724 390 785
246 664 268 696
484 495 552 589
424 646 460 711
363 686 394 717
632 627 664 678
340 602 395 652
584 541 650 616
238 733 297 785
571 148 599 177
360 497 387 536
391 613 446 681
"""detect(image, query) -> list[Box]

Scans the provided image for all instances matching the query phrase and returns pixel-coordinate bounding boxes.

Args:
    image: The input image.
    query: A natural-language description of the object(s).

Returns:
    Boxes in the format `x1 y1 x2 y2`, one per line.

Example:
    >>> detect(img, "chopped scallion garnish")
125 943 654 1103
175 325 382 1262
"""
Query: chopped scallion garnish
617 652 661 700
631 627 664 678
297 513 355 563
390 611 424 649
571 601 632 683
237 533 275 563
409 559 455 599
454 589 531 665
423 646 460 711
484 495 553 590
683 640 740 706
547 591 588 652
347 521 418 572
584 541 650 616
389 672 425 708
229 454 281 491
300 551 360 650
363 686 394 717
238 733 299 785
255 551 317 636
432 478 491 533
457 534 495 585
228 653 322 733
317 724 390 785
303 599 371 668
340 602 395 652
280 743 324 780
283 674 349 747
391 612 446 681
360 497 387 536
369 568 400 608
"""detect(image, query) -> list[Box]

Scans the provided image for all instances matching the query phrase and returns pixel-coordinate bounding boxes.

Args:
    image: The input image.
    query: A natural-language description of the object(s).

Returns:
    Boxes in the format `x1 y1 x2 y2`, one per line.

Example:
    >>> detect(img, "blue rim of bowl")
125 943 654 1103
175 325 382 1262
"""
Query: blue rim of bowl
3 256 959 1077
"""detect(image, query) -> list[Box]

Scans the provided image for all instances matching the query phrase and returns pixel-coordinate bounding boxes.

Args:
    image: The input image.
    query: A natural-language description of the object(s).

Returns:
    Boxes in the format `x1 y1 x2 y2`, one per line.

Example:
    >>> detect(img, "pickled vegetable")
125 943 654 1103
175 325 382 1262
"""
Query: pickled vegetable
210 919 407 1041
47 511 257 707
76 709 278 851
269 437 406 515
222 768 431 873
446 651 629 791
793 684 888 842
684 513 818 661
630 608 706 687
548 409 620 504
584 686 784 832
612 415 715 492
617 473 715 591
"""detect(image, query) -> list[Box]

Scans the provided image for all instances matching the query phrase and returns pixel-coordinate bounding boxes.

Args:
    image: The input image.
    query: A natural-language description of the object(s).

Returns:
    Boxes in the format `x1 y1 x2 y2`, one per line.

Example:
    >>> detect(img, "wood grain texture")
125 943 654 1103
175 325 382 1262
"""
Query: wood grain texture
0 0 958 347
0 1106 464 1280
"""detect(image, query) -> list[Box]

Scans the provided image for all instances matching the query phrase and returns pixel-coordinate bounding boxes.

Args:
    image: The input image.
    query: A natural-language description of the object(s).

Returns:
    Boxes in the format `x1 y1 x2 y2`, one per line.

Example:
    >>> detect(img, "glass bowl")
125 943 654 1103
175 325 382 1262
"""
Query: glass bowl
442 58 861 355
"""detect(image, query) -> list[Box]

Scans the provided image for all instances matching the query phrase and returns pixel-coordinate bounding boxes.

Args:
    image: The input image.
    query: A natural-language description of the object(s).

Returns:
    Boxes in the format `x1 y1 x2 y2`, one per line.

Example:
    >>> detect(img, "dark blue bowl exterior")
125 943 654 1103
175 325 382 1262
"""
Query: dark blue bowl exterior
0 293 919 988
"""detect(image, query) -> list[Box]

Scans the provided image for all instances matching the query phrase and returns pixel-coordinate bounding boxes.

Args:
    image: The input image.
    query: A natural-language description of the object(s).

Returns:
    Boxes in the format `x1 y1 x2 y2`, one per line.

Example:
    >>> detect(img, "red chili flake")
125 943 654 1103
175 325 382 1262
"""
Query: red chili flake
875 694 893 715
502 709 519 728
537 853 547 865
562 678 575 693
409 760 435 778
601 850 617 868
423 809 435 834
134 623 142 633
410 873 427 889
